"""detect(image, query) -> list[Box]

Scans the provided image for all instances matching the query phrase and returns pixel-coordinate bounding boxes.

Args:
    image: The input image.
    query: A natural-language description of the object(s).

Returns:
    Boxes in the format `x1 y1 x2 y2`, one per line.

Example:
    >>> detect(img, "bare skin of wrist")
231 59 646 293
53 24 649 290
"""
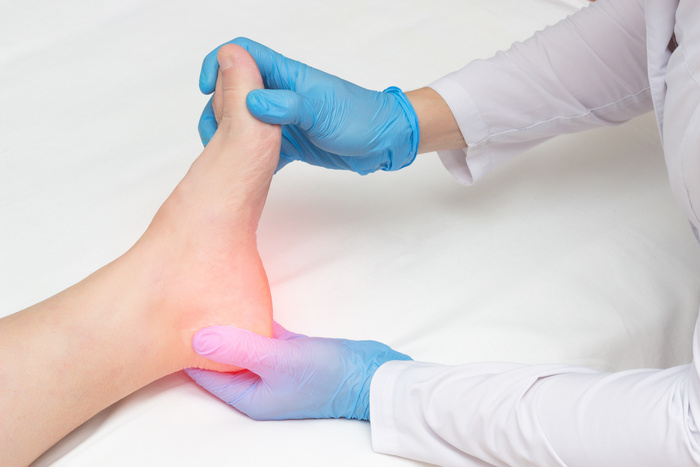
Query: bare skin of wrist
405 87 467 154
0 44 278 467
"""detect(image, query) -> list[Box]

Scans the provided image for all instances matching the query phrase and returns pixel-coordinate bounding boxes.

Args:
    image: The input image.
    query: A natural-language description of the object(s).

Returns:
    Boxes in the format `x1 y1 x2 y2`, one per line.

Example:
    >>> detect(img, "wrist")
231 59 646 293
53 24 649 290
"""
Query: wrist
348 363 376 422
382 87 420 171
405 87 466 154
347 342 413 421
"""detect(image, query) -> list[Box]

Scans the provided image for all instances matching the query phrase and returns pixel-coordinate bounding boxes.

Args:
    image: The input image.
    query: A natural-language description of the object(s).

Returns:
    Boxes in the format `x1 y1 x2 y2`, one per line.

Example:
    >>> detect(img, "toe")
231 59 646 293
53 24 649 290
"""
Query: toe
217 44 264 122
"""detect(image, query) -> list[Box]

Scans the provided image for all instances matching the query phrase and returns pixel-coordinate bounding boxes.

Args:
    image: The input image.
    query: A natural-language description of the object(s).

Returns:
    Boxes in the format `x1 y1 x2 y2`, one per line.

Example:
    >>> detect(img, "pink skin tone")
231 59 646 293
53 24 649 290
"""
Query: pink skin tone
0 44 279 466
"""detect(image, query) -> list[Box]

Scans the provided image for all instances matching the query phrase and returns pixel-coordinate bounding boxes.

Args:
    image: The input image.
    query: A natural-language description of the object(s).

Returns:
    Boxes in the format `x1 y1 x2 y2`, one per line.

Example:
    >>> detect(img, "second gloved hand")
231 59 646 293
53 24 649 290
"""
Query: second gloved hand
185 323 412 421
198 37 420 175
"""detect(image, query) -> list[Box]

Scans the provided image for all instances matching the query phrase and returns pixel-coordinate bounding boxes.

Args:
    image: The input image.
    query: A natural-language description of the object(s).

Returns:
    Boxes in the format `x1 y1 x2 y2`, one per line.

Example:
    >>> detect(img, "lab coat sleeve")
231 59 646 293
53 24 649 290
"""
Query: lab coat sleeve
369 310 700 467
430 0 653 185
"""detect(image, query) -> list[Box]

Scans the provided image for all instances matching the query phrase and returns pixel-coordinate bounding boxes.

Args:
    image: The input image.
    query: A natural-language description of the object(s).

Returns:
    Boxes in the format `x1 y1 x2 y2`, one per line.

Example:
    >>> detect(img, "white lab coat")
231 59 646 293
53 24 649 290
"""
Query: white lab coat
369 0 700 465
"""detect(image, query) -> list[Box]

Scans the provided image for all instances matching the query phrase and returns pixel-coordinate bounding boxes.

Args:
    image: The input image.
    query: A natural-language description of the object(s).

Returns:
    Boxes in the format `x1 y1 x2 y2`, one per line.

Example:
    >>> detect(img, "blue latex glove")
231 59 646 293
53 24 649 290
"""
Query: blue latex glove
185 322 412 421
198 37 420 175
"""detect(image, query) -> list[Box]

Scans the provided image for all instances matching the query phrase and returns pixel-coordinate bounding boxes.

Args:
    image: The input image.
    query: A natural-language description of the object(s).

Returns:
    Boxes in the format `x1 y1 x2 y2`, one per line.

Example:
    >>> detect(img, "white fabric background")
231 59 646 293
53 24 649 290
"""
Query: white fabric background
2 0 700 465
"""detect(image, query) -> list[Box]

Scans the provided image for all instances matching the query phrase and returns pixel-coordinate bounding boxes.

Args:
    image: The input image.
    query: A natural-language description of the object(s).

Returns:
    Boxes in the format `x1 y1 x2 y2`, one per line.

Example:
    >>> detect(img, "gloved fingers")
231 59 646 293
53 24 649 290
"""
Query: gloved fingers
199 38 246 94
199 41 225 94
185 367 242 393
229 37 299 90
184 368 261 407
278 126 303 164
247 90 315 130
272 321 308 340
200 51 218 94
198 97 217 146
199 37 291 95
192 326 284 379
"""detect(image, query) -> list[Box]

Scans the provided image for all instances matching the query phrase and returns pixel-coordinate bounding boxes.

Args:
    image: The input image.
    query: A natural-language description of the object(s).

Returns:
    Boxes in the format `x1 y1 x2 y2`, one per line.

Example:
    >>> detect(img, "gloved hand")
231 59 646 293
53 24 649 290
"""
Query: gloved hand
185 322 412 421
197 37 420 175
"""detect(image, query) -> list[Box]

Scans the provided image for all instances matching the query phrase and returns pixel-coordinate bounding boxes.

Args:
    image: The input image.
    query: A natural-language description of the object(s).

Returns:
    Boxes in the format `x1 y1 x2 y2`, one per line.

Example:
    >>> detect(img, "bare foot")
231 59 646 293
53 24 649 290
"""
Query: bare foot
0 45 281 465
133 44 280 372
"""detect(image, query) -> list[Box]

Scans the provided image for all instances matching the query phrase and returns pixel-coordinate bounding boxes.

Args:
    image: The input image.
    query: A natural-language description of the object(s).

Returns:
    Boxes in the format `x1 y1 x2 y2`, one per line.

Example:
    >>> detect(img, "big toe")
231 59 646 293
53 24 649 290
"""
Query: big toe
216 44 264 123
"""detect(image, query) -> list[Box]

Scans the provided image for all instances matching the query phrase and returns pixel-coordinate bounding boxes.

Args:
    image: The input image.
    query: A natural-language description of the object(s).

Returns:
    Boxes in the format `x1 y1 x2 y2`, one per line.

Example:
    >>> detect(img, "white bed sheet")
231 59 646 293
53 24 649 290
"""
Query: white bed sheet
3 0 700 465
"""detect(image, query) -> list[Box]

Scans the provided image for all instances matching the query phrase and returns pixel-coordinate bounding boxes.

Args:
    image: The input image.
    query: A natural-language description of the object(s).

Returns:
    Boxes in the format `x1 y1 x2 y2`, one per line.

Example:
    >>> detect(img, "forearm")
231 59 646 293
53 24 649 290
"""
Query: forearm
429 0 651 185
0 249 173 467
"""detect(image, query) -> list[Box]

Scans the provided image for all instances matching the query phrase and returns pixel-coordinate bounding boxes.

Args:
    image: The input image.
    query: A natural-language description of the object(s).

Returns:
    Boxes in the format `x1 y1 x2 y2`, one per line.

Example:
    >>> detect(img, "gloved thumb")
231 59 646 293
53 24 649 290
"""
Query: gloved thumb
247 89 315 130
192 326 281 378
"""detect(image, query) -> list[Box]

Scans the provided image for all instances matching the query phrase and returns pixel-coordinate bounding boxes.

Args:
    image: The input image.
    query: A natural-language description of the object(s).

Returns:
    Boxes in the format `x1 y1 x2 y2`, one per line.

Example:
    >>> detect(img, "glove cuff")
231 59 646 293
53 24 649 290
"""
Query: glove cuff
383 86 420 171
